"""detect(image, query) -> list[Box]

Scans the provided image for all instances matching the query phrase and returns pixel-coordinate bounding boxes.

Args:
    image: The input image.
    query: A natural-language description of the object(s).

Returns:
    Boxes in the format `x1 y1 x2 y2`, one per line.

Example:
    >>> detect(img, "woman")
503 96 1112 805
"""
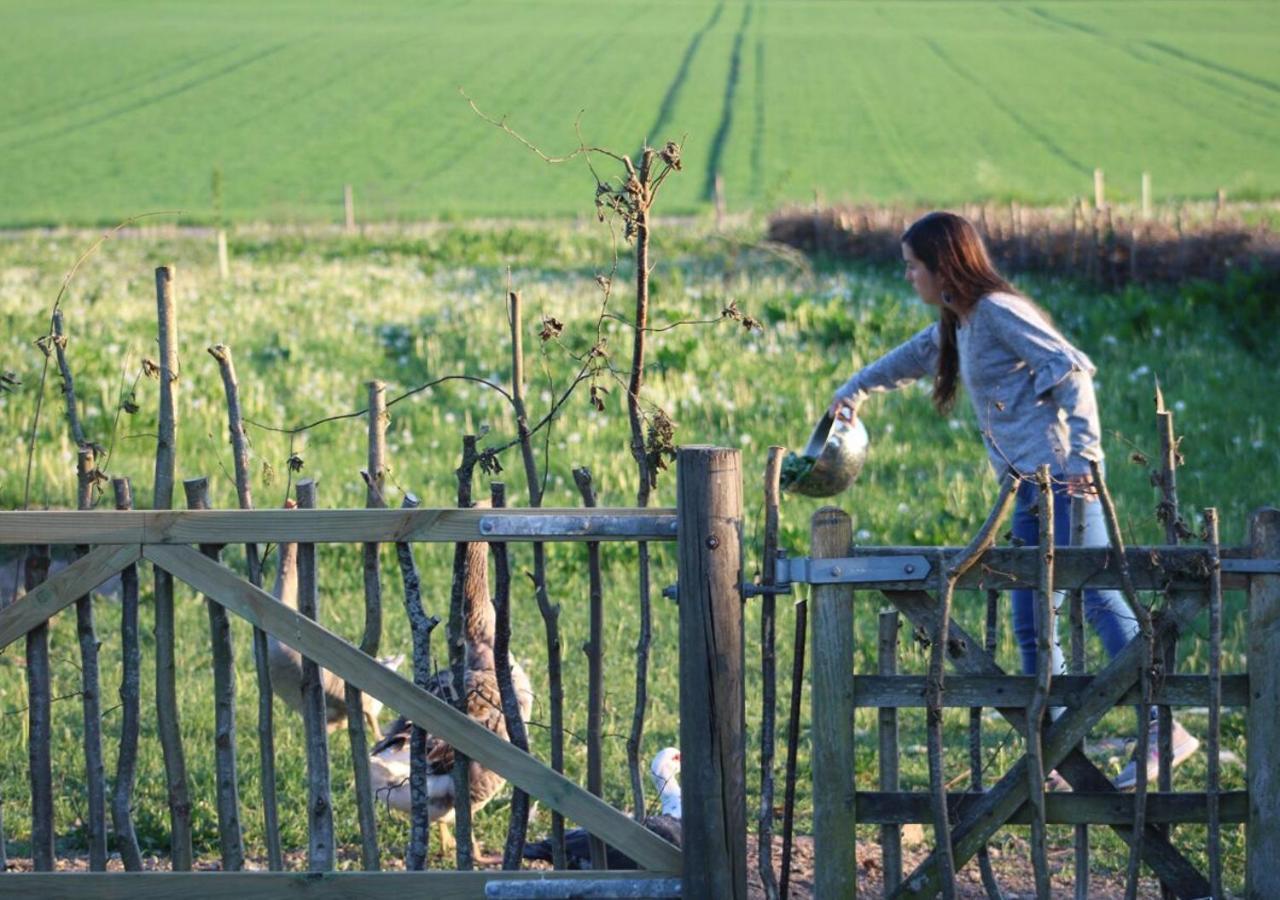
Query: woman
829 211 1196 790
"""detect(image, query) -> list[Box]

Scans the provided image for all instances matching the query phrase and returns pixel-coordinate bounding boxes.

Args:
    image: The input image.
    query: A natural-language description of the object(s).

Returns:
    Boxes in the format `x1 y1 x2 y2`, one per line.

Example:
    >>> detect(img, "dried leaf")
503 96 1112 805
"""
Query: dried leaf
287 453 305 473
539 316 564 342
141 358 160 379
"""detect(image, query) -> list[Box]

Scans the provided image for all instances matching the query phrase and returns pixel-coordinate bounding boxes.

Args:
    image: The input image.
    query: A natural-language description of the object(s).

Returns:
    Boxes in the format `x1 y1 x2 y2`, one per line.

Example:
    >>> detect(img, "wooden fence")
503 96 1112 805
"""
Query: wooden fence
0 446 749 899
807 503 1280 900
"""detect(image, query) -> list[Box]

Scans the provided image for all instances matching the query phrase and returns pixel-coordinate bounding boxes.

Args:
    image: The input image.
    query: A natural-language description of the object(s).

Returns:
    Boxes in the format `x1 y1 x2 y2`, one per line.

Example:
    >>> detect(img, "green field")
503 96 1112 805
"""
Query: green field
1 0 1277 226
0 222 1274 888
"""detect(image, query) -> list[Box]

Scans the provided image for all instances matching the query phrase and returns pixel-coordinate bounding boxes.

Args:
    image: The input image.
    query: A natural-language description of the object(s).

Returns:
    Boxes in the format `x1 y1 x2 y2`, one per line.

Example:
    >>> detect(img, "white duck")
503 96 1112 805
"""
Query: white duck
367 536 534 852
268 501 402 738
521 747 683 869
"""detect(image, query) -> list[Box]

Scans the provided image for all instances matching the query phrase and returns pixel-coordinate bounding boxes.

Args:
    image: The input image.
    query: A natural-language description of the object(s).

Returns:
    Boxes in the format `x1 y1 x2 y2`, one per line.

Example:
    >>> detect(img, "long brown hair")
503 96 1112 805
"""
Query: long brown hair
901 211 1022 414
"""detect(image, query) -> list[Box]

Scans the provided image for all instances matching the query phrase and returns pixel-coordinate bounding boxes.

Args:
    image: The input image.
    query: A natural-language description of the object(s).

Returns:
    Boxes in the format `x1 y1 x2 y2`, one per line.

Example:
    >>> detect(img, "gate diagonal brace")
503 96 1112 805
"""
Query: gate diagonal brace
663 554 932 602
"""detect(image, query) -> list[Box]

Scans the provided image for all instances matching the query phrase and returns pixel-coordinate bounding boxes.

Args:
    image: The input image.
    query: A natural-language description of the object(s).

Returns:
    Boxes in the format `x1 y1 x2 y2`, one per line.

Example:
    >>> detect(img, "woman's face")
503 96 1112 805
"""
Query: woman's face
902 242 944 307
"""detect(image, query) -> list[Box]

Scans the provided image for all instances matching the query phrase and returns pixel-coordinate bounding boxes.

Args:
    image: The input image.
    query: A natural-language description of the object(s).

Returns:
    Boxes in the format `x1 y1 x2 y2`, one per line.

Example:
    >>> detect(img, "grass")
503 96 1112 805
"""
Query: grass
0 220 1274 892
0 1 1278 226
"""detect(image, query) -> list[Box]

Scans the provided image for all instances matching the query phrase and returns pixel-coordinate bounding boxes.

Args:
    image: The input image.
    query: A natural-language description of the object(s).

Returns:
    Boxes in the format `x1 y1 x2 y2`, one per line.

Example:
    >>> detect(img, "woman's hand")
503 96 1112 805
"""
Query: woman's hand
829 395 858 422
1064 472 1096 500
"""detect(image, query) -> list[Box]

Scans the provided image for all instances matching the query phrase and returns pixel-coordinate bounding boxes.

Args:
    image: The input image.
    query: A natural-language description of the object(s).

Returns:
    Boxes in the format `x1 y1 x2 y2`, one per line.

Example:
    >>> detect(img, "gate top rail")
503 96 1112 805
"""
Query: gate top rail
0 507 679 545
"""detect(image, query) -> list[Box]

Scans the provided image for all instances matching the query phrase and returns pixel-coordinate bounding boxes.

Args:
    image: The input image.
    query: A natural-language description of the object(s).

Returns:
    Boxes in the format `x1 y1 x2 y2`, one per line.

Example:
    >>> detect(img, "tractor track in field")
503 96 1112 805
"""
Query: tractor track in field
643 0 727 150
922 39 1090 178
0 40 296 154
702 0 754 201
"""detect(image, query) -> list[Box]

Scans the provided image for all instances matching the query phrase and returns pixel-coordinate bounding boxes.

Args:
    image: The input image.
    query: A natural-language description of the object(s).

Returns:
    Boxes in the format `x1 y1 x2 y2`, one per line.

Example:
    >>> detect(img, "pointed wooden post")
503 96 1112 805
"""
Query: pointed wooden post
677 446 746 900
1247 508 1280 899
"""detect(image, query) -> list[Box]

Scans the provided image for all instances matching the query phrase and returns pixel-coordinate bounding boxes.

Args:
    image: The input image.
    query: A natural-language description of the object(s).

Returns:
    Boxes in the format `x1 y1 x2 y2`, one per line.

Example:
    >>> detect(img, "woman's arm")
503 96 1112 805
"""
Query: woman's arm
829 323 939 417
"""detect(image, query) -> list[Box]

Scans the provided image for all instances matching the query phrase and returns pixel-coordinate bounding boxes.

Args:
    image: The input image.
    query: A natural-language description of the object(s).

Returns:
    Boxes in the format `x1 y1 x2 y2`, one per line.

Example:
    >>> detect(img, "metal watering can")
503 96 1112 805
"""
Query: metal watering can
783 409 870 498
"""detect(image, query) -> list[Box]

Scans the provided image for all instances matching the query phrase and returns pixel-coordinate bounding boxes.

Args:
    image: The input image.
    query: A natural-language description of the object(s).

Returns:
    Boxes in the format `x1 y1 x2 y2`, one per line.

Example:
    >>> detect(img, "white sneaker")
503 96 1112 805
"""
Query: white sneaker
1114 719 1200 791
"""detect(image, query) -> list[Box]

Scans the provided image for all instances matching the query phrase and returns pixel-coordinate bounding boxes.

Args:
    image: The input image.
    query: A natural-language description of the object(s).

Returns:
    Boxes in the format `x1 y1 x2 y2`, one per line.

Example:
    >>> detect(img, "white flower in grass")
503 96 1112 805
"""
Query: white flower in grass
444 412 457 424
897 503 910 514
740 433 753 446
855 529 873 542
1128 365 1150 383
948 418 963 430
1233 436 1242 446
1174 400 1186 412
1101 334 1118 346
1152 326 1163 337
883 423 894 434
1252 439 1264 450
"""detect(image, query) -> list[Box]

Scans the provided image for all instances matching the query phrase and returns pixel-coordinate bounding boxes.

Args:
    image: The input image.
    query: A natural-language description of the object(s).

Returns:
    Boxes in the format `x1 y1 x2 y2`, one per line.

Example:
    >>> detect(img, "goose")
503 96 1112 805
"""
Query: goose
521 746 683 870
268 500 402 738
367 535 534 854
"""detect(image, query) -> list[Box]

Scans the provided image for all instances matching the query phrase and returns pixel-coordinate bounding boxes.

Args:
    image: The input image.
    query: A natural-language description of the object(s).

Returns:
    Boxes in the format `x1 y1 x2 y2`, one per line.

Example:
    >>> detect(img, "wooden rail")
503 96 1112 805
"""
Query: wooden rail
0 508 679 545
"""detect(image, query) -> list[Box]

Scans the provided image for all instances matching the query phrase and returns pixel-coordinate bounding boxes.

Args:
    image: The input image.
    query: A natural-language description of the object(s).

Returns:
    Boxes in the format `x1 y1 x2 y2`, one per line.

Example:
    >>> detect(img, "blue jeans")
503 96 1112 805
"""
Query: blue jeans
1010 477 1139 676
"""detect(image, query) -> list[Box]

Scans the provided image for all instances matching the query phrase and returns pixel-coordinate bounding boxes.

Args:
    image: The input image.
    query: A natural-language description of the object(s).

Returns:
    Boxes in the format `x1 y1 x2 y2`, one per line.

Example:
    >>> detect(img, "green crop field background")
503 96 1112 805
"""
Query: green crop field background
1 0 1277 226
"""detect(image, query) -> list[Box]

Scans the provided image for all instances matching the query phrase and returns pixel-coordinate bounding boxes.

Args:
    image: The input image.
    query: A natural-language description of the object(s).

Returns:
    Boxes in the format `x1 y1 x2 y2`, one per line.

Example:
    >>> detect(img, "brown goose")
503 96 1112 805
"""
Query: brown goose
367 536 534 852
268 501 401 738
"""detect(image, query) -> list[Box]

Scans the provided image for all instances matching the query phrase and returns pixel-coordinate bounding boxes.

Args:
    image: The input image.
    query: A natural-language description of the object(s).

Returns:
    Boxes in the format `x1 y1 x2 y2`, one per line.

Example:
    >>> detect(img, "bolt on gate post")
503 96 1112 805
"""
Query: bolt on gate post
677 447 747 900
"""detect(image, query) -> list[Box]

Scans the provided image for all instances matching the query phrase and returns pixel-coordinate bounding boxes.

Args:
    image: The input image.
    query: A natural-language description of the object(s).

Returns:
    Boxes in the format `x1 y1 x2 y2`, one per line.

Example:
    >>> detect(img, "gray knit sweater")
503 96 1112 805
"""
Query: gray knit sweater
833 292 1104 477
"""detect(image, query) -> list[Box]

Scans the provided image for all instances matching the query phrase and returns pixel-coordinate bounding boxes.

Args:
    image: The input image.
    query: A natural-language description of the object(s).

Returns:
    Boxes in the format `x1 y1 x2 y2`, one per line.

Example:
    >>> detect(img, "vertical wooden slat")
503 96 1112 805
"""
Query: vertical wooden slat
975 590 1003 900
448 437 478 871
879 609 902 893
678 446 746 900
183 477 244 870
1155 400 1180 900
75 448 107 871
152 264 193 870
347 379 387 871
296 479 334 871
573 467 608 872
1204 508 1223 900
757 447 783 900
110 477 144 871
779 564 809 900
1069 495 1090 900
24 543 53 871
1246 507 1280 899
809 504 855 899
207 342 282 871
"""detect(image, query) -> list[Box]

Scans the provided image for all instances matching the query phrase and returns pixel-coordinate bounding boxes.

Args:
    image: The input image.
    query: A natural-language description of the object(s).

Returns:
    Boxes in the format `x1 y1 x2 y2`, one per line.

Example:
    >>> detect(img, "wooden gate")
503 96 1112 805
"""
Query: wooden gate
806 501 1279 899
0 446 749 898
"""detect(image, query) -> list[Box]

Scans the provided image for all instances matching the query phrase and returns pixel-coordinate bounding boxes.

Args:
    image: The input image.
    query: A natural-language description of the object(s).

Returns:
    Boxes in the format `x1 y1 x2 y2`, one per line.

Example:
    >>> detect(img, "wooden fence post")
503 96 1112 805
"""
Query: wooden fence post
344 184 356 234
1247 508 1280 899
1141 172 1152 221
1094 168 1106 210
677 446 746 900
879 609 901 892
811 506 856 898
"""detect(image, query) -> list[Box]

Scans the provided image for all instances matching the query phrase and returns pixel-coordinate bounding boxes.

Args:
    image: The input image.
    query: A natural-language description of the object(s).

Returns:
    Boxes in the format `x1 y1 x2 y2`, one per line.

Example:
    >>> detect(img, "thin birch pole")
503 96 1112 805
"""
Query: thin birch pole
52 310 86 447
448 437 479 870
110 477 144 871
152 264 193 870
207 343 282 870
494 482 534 869
1090 460 1153 900
295 478 334 871
347 380 387 871
1069 496 1089 900
24 542 53 870
183 476 244 870
390 491 438 871
508 289 565 865
625 152 657 830
972 591 1003 900
572 467 608 871
929 472 1019 899
1204 507 1223 900
75 447 108 871
880 610 903 894
1026 466 1054 899
757 447 783 900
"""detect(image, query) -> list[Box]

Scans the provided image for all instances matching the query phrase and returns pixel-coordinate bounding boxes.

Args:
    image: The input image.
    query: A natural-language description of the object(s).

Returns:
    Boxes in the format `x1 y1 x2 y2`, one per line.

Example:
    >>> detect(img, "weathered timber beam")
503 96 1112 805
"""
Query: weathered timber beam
0 871 677 900
0 508 679 545
143 544 682 875
853 674 1250 708
0 545 141 652
858 791 1248 826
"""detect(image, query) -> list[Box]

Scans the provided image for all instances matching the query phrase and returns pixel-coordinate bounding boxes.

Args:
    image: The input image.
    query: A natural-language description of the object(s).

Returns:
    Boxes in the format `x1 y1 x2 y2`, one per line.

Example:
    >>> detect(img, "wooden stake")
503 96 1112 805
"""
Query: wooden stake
1204 508 1223 900
296 478 334 871
1027 467 1053 899
1094 168 1105 210
779 570 808 900
573 467 608 872
24 543 53 871
217 228 230 280
184 476 245 870
152 265 193 870
678 447 747 900
348 380 387 871
344 184 356 234
757 447 783 900
974 591 1003 900
880 610 902 894
75 448 108 871
208 342 282 871
110 478 144 871
1070 496 1089 900
1141 172 1152 221
448 438 478 871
